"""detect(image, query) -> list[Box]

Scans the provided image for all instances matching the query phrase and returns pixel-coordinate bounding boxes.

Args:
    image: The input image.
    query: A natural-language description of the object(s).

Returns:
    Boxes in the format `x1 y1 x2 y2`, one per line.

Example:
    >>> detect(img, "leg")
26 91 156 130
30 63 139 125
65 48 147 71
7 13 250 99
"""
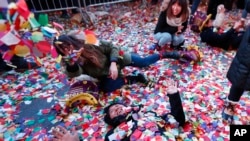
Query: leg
228 85 245 102
154 32 172 47
172 34 185 46
99 77 125 92
191 0 202 15
222 85 245 122
129 53 161 68
242 0 249 19
99 72 148 92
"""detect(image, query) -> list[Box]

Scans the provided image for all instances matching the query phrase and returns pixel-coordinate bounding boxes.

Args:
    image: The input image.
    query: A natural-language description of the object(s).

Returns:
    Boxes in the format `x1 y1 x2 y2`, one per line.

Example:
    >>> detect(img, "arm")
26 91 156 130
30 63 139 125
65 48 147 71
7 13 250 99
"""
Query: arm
52 126 80 141
99 40 120 80
166 79 185 126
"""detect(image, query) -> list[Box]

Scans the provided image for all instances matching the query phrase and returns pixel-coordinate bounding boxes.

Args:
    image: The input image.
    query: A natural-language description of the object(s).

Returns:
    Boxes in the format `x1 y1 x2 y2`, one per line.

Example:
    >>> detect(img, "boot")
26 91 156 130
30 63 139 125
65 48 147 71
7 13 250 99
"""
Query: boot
125 70 148 85
222 100 236 124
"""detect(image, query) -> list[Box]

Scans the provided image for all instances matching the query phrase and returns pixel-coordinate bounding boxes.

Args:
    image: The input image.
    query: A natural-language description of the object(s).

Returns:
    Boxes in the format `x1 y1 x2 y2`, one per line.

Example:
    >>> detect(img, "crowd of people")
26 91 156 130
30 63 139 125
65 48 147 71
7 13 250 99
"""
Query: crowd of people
1 0 250 140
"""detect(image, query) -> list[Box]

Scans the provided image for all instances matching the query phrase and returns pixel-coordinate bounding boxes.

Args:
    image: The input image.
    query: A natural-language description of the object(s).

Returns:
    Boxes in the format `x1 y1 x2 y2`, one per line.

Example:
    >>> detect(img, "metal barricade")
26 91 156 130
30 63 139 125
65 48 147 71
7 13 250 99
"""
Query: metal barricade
82 0 132 8
25 0 82 13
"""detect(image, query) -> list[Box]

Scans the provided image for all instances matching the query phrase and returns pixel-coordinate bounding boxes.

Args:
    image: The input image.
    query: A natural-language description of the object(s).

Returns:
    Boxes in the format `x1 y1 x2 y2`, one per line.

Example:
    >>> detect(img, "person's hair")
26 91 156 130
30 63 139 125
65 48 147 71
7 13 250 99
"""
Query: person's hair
54 35 106 69
103 103 128 127
166 0 189 22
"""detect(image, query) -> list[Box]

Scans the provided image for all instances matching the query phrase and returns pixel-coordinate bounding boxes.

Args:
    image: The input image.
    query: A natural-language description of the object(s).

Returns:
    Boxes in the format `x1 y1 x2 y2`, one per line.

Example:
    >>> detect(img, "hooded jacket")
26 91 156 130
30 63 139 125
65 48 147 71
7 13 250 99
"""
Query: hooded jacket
227 26 250 90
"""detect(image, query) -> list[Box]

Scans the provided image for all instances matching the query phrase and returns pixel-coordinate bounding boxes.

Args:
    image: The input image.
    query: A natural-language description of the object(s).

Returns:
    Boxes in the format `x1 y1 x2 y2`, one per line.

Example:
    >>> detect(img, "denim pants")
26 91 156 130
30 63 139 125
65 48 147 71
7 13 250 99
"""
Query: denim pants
99 53 161 92
242 0 250 18
154 32 185 47
228 85 245 102
191 0 201 15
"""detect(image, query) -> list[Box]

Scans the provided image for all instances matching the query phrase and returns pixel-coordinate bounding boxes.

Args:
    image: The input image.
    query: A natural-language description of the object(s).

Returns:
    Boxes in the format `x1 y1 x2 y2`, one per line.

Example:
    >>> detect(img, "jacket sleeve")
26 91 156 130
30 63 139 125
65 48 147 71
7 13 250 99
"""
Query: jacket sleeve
154 11 178 34
99 40 120 63
168 92 185 126
181 20 188 33
200 27 235 45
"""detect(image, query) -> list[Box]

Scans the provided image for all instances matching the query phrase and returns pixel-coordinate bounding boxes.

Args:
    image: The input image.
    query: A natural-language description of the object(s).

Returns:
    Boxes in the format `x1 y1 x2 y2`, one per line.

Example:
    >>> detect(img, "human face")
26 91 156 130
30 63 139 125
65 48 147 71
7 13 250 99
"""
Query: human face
171 2 182 16
108 104 127 119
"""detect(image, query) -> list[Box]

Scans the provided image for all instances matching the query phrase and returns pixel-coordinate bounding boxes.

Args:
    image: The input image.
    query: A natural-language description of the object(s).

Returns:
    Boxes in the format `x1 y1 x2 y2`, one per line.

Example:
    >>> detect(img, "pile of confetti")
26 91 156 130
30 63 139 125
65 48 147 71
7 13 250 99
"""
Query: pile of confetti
0 1 250 141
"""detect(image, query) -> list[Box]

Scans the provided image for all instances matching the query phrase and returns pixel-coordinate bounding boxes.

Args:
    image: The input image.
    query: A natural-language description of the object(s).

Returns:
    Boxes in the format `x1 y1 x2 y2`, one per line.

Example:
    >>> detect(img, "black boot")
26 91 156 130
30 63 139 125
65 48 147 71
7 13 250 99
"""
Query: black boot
125 70 148 85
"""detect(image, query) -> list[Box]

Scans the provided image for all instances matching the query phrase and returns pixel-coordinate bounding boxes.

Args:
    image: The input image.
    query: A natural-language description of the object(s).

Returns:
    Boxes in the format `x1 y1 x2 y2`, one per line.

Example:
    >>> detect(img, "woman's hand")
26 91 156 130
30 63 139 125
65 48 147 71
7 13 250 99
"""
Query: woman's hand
166 78 178 94
52 126 80 141
109 62 118 80
176 26 183 35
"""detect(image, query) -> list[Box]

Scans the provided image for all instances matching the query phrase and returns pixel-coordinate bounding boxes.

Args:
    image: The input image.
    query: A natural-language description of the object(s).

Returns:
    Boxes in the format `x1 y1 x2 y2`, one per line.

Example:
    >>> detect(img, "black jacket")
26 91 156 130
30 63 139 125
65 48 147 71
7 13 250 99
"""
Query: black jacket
227 26 250 90
154 10 188 34
200 27 243 50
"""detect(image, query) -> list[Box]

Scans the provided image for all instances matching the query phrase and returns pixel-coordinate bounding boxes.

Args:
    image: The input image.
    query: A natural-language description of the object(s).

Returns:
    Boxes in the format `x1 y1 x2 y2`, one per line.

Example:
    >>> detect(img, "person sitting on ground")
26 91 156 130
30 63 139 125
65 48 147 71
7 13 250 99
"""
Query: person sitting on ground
51 78 186 141
151 0 190 50
53 31 199 93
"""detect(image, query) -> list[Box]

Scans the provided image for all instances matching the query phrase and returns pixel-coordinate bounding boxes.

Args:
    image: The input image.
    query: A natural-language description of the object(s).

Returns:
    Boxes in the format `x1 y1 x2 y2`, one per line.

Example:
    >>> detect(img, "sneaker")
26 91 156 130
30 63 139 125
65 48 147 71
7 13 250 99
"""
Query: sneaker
222 102 235 123
179 50 200 63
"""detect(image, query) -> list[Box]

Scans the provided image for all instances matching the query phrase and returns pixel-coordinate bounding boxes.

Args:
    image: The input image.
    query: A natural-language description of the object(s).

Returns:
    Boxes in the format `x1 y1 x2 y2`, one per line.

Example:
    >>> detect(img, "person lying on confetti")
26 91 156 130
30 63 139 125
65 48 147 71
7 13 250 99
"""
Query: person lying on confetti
53 31 198 93
191 4 245 50
51 78 186 141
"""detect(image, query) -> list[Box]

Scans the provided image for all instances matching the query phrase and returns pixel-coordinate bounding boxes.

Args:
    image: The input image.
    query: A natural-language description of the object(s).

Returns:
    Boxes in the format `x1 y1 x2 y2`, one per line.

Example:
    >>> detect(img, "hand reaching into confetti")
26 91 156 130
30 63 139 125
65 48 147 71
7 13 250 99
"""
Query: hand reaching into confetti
52 126 80 141
166 78 178 94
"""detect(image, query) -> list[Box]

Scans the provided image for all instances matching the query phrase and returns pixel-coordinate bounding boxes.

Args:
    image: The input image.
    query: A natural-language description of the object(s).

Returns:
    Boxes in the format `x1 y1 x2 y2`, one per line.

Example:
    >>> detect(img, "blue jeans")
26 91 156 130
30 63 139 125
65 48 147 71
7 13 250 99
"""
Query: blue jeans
154 32 185 47
242 0 250 18
191 0 201 15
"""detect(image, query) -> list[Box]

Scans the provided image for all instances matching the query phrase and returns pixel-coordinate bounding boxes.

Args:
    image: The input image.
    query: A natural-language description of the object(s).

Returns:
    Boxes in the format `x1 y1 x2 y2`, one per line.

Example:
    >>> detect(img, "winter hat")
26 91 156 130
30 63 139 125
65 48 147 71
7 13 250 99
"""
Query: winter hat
213 4 225 27
65 80 99 109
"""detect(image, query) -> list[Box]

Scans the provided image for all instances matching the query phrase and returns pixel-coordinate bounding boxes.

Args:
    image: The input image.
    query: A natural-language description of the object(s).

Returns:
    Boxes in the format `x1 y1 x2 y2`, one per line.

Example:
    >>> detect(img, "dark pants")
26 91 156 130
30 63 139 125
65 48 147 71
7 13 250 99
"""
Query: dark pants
228 85 245 102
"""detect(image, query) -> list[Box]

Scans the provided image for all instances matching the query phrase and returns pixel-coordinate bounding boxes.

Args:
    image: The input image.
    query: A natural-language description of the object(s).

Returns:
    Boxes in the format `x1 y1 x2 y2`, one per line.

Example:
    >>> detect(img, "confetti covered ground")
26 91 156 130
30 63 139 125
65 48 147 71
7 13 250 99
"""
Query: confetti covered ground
1 1 250 141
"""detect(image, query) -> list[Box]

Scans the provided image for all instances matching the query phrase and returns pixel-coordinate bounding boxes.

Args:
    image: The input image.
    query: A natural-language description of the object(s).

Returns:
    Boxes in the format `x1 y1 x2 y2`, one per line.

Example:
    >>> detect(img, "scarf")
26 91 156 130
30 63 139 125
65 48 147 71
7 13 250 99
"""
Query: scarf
167 16 184 27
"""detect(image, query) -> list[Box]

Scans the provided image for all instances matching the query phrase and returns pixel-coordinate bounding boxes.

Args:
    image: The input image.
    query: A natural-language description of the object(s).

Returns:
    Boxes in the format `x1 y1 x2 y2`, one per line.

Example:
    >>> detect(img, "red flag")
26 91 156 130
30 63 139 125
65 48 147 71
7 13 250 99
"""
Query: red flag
16 0 30 19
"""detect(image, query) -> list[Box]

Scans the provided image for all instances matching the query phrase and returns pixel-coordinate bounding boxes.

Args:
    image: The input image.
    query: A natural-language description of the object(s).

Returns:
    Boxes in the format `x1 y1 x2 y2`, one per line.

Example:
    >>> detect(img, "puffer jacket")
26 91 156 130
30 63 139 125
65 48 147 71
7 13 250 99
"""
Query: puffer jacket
227 26 250 90
65 40 131 79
